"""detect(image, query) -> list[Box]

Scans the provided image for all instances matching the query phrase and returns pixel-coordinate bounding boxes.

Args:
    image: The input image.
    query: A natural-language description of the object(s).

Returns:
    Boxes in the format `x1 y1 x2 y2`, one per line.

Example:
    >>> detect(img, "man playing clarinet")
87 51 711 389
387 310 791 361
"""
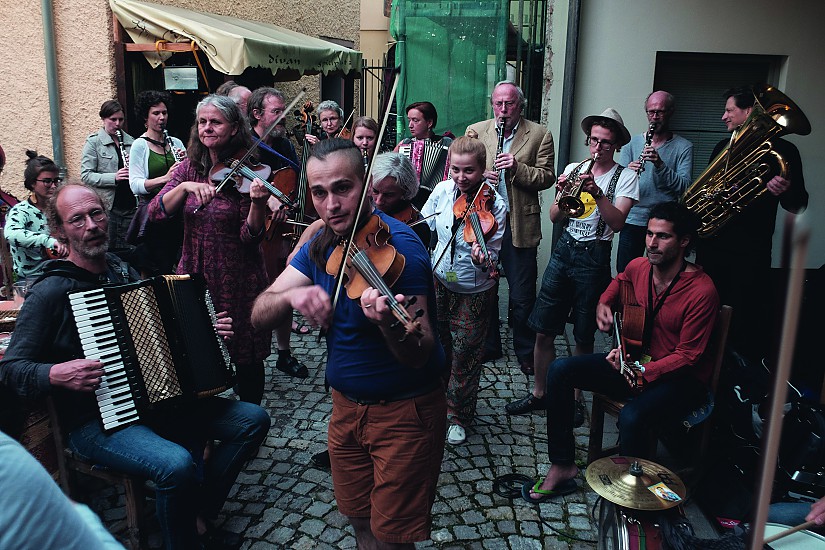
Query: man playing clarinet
466 80 556 375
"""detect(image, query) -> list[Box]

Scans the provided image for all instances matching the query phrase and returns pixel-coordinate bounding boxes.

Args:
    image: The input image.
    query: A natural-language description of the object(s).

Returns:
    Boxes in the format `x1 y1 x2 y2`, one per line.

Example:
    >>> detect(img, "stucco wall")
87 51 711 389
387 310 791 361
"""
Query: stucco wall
0 0 114 199
543 0 825 268
0 0 360 200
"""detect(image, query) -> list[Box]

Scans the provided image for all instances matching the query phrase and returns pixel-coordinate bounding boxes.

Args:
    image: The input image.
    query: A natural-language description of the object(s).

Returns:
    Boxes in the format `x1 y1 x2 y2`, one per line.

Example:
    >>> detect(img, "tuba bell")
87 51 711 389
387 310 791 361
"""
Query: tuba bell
682 85 810 237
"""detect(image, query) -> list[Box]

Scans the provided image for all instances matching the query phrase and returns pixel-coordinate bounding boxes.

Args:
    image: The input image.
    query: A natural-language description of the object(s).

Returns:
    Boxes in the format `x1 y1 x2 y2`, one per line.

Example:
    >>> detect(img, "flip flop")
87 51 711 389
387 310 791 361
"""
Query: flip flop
521 477 578 503
291 321 311 335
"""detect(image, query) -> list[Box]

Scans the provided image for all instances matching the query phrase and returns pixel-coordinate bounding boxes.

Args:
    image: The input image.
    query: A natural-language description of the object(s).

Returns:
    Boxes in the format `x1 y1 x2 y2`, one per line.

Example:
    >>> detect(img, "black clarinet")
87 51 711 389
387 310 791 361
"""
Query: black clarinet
636 122 656 175
496 117 507 184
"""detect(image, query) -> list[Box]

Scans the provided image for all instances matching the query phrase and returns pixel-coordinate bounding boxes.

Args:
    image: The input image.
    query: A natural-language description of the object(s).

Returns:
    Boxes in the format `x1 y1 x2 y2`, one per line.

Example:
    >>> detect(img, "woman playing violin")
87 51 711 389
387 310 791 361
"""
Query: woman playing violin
251 139 446 547
304 100 343 145
421 136 507 446
146 95 272 405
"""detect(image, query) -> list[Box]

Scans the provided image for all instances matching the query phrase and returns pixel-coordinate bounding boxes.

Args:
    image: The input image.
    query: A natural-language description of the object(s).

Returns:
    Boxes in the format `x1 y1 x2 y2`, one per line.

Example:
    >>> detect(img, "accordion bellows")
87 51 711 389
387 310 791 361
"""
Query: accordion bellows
70 274 235 432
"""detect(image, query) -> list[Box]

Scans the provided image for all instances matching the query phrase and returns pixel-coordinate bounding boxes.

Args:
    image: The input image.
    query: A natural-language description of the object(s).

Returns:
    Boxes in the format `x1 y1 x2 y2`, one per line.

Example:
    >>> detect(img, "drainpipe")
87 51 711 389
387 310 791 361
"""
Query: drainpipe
552 0 583 247
42 0 65 171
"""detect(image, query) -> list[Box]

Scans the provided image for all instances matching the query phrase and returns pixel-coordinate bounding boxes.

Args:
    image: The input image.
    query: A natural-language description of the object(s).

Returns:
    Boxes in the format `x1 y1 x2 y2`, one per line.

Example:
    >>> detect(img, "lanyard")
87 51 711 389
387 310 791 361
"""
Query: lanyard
642 261 686 355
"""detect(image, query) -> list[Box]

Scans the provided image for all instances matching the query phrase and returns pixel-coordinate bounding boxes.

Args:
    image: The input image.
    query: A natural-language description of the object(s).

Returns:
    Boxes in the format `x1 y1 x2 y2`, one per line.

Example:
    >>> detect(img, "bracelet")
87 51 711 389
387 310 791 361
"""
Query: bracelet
593 189 604 200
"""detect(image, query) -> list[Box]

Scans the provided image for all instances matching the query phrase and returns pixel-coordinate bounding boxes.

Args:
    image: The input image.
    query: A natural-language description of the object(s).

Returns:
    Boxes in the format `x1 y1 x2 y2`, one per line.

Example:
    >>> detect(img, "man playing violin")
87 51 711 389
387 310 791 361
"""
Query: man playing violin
506 109 638 423
247 87 310 379
421 136 507 445
522 202 718 503
251 139 447 549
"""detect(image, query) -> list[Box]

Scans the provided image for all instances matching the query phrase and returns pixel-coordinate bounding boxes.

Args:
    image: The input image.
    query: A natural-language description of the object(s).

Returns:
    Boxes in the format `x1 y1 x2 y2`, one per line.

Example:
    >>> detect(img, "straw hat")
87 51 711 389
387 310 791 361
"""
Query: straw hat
581 108 631 146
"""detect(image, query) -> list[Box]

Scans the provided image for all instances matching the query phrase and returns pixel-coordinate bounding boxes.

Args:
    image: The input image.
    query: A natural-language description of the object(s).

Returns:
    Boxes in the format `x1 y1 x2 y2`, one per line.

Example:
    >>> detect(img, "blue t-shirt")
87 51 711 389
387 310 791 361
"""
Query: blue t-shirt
291 211 445 398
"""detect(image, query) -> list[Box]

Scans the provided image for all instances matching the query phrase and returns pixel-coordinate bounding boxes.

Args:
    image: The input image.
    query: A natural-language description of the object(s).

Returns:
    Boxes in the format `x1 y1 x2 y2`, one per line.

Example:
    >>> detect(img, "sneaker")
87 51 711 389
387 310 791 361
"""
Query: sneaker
505 393 548 415
447 424 466 445
574 399 587 428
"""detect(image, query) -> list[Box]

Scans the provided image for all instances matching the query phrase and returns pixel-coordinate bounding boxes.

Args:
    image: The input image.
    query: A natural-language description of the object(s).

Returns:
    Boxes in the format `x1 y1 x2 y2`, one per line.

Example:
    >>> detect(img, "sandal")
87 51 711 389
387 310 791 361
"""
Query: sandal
521 477 578 503
276 355 309 379
291 321 311 335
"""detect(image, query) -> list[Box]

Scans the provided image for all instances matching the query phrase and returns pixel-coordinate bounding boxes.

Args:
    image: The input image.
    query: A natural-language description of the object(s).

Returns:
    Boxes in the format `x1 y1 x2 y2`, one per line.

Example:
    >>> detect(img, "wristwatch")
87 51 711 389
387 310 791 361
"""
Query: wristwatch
593 188 604 200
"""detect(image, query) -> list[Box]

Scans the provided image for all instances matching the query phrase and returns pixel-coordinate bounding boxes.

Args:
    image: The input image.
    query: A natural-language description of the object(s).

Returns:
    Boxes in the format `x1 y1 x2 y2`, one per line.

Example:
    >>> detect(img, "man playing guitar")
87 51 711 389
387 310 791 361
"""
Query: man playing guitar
523 201 719 503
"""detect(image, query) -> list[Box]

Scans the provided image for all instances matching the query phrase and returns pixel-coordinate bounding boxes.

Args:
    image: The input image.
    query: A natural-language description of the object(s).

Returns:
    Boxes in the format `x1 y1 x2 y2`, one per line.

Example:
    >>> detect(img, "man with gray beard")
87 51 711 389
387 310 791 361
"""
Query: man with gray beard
0 183 270 549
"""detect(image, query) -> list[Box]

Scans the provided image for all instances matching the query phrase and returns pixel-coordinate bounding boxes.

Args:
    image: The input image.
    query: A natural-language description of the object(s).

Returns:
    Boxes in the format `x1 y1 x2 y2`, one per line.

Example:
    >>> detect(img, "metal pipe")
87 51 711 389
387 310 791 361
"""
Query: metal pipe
41 0 65 170
516 0 524 87
552 0 584 247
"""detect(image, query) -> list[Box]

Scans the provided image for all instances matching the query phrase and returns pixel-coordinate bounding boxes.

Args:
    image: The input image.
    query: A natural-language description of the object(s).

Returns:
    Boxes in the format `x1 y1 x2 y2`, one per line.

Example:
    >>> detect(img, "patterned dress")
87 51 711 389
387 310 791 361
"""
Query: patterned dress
5 199 56 279
147 160 271 368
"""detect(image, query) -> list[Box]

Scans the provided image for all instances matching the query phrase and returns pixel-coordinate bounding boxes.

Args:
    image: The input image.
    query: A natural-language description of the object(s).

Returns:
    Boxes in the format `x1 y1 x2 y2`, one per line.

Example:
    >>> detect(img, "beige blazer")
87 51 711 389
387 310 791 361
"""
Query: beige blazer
465 118 555 248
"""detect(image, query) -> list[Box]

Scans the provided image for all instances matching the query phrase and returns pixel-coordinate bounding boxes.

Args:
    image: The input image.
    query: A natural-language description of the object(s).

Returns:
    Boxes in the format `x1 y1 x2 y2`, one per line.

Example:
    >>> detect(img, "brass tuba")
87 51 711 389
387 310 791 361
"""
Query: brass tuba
682 85 810 237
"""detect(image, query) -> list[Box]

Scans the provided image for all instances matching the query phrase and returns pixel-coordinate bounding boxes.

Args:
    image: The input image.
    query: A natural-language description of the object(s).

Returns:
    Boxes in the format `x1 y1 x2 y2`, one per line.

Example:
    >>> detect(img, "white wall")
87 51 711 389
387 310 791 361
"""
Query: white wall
542 0 825 269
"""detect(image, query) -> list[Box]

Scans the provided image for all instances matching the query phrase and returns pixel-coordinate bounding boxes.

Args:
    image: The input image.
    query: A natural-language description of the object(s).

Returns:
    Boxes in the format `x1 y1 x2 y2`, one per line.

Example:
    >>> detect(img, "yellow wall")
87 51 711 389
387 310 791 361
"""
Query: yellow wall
0 0 359 199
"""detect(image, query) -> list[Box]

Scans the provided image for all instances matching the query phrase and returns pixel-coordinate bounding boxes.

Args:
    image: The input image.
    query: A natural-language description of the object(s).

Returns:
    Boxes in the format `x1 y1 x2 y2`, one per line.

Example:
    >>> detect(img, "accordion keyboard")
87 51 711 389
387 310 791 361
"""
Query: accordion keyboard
70 288 141 431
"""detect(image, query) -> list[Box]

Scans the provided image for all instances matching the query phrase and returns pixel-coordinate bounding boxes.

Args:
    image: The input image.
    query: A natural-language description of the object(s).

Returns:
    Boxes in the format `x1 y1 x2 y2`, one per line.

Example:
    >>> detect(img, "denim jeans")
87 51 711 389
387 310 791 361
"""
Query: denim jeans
528 233 612 345
545 353 707 464
68 397 270 549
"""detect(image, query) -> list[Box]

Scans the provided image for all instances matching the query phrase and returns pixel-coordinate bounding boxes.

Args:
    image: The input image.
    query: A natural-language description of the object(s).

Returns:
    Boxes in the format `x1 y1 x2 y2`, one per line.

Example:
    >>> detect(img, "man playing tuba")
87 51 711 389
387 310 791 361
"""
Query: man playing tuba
694 85 808 362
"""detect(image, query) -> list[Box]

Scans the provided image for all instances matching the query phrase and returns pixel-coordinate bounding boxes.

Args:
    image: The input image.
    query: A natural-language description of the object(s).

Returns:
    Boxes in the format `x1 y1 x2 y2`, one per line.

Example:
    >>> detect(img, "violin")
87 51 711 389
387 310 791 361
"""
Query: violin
391 203 421 226
209 150 299 211
325 214 425 342
452 182 499 278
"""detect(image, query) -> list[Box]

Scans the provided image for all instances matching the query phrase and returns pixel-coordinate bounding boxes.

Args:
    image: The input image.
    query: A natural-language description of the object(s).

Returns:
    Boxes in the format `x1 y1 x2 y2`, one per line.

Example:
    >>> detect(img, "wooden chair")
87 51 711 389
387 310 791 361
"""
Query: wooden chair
44 399 149 550
587 305 733 464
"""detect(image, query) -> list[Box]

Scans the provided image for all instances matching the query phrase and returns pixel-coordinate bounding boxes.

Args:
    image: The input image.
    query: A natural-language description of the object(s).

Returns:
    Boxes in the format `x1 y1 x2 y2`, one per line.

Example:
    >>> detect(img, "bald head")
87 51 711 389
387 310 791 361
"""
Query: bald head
644 90 675 131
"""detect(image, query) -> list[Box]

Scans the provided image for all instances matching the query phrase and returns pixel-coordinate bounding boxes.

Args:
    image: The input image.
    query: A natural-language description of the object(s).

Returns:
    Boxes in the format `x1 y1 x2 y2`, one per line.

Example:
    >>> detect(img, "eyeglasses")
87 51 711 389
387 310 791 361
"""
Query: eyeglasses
66 208 106 228
493 101 517 109
587 137 615 147
645 109 670 117
37 177 63 186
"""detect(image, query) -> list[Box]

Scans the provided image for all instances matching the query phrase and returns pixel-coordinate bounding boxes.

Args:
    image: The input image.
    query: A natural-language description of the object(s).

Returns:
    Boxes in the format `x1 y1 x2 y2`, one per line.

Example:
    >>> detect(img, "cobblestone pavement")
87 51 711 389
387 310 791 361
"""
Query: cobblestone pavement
84 321 618 549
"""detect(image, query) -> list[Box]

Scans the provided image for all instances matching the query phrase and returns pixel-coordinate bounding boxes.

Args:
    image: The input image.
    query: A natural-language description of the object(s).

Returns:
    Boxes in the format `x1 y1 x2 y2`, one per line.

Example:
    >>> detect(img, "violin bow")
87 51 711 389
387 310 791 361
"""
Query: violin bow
325 74 399 328
213 90 306 195
336 108 357 138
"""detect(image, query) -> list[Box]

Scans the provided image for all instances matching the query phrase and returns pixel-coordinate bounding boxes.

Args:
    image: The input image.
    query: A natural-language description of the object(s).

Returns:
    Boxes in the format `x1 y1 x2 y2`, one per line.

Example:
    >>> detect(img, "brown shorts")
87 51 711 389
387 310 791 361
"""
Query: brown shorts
329 386 447 544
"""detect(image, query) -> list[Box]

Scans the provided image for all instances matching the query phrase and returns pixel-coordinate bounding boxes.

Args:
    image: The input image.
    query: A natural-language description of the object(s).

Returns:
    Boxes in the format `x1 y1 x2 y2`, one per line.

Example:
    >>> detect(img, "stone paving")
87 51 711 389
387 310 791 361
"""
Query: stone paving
83 321 619 549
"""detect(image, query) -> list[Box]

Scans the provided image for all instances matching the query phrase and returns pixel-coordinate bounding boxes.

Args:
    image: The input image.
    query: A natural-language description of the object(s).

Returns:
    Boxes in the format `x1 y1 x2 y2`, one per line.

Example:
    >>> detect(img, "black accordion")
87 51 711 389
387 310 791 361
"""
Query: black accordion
69 274 235 432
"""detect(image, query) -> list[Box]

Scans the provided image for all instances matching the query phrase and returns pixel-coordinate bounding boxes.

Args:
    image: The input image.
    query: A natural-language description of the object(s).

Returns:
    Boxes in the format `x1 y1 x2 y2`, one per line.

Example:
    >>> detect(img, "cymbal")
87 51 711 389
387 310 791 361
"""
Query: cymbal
585 456 686 511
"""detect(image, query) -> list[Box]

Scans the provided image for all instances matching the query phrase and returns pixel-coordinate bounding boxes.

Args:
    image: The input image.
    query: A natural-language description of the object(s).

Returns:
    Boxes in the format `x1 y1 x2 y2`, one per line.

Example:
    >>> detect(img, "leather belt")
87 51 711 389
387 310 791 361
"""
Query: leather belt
341 380 441 406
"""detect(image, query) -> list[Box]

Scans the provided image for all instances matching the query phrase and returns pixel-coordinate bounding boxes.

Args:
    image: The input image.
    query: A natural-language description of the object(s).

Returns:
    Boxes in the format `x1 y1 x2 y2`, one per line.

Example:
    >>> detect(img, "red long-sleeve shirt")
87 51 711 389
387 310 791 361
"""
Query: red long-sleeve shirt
600 257 720 384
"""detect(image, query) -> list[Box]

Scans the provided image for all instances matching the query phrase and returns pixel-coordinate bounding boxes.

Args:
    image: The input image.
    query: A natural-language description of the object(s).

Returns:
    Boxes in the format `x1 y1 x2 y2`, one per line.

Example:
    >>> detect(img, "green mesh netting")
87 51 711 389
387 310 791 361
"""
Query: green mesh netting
391 0 508 141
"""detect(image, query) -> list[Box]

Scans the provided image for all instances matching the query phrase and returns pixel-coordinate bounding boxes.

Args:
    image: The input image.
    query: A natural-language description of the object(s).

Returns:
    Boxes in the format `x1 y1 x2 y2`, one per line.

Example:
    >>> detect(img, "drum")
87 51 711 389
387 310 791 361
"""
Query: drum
597 498 677 550
764 522 825 548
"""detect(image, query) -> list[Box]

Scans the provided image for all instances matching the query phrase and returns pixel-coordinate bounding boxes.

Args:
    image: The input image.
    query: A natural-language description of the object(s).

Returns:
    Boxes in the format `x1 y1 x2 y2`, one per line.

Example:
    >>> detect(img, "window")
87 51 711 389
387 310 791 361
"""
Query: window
653 52 783 179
